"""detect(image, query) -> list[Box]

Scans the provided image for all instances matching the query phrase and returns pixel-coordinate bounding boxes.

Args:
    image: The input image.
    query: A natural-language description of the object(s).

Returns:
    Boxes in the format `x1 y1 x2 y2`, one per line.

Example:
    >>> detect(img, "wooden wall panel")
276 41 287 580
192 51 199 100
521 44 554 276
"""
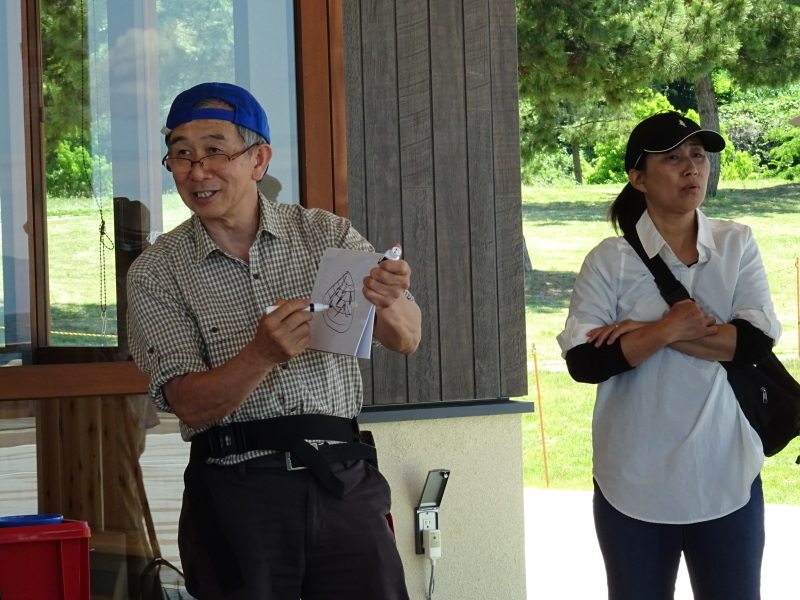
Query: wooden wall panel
344 0 527 405
356 3 409 405
396 1 441 404
490 0 528 397
36 397 155 557
341 4 373 404
430 2 475 400
465 0 502 398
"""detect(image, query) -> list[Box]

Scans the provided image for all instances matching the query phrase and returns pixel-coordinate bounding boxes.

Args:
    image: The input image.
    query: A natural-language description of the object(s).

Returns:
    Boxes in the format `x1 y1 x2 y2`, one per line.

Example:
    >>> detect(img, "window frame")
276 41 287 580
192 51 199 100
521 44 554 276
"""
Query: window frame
0 0 347 401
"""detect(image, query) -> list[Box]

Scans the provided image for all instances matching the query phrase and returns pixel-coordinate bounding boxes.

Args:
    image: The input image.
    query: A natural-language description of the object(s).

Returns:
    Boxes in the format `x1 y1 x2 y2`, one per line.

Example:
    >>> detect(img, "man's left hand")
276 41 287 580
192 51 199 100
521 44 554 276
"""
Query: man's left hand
363 259 411 310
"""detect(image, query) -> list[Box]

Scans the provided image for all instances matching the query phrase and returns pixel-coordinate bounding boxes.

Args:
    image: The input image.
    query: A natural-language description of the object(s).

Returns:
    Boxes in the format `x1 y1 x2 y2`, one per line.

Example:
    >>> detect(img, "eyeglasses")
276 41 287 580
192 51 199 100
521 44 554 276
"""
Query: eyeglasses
161 143 259 174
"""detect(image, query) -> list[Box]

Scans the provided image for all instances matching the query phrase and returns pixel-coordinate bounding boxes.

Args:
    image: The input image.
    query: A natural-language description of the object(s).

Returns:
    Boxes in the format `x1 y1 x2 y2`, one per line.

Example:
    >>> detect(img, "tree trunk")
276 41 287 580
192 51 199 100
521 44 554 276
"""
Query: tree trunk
571 139 583 184
693 73 721 197
522 238 533 274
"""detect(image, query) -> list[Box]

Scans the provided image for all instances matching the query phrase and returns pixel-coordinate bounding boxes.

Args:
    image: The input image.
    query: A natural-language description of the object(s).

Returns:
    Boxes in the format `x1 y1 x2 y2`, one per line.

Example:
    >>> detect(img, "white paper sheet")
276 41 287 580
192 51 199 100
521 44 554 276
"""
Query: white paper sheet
307 248 383 358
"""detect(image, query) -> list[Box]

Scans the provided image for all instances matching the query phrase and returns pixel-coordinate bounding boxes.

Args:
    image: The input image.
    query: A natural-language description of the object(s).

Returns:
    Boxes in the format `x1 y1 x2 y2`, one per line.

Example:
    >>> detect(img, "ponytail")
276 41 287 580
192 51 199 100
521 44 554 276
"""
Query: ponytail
608 183 646 236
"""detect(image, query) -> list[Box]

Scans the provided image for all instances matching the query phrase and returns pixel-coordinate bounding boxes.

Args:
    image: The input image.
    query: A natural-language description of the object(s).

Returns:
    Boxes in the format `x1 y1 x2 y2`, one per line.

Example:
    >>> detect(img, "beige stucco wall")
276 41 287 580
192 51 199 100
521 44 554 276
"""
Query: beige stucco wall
368 413 528 600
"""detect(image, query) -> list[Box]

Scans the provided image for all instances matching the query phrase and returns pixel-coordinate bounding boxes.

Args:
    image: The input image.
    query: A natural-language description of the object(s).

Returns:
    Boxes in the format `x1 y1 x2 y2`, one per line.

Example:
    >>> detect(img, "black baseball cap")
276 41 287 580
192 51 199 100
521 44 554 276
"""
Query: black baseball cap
624 112 725 171
161 82 271 144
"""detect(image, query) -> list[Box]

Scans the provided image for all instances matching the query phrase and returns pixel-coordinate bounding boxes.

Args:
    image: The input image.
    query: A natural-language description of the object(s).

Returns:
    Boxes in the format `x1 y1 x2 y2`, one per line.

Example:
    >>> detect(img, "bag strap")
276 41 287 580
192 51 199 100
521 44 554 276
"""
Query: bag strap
623 230 692 306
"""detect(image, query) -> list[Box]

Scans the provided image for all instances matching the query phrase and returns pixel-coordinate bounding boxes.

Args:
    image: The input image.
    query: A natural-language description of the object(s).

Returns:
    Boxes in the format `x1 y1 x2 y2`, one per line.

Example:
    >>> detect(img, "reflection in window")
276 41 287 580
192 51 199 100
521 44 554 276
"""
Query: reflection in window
42 0 298 349
0 0 31 364
0 402 39 517
1 398 192 597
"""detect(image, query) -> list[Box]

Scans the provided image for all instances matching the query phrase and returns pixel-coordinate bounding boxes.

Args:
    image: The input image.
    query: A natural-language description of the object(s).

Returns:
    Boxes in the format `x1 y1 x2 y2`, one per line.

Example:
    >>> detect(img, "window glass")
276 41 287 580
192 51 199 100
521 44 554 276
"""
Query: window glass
0 0 31 366
41 0 299 350
0 403 38 517
0 404 191 591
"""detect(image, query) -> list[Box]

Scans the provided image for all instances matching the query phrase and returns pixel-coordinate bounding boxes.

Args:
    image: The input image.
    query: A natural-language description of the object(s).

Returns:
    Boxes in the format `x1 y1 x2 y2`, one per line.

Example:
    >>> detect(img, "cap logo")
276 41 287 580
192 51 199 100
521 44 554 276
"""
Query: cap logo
679 119 686 127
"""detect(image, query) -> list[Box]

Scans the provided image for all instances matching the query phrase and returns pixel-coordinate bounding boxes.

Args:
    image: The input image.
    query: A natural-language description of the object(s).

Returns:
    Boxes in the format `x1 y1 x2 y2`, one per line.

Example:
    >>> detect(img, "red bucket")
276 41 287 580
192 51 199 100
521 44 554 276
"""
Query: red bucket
0 519 90 599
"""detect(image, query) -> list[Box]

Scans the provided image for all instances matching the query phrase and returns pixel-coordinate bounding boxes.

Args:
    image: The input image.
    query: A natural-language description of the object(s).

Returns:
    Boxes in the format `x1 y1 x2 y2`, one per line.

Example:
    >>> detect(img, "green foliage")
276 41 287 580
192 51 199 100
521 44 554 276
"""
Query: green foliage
517 0 800 185
524 73 800 184
46 132 112 198
732 0 800 87
770 134 800 181
517 0 651 157
47 136 91 197
40 0 236 197
586 137 627 184
585 91 676 184
718 82 800 178
517 0 649 106
41 0 89 167
720 149 762 180
156 0 235 111
520 150 578 186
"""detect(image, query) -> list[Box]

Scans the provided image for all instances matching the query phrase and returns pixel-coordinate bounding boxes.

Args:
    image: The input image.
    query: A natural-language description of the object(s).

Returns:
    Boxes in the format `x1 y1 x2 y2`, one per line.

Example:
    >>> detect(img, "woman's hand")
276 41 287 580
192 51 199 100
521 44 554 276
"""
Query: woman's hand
662 299 718 343
587 319 645 347
582 302 719 368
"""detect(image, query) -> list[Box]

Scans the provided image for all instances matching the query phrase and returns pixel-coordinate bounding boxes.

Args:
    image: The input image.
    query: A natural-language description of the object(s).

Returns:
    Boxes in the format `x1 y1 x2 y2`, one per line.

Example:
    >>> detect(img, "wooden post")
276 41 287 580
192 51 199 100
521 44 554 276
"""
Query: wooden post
796 258 799 358
531 343 550 487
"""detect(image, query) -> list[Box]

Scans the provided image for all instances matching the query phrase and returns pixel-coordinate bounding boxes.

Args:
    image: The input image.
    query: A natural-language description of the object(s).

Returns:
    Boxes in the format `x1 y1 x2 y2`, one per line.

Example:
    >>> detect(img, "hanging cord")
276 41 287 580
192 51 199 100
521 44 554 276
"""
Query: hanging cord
97 213 114 334
79 0 114 334
426 558 437 599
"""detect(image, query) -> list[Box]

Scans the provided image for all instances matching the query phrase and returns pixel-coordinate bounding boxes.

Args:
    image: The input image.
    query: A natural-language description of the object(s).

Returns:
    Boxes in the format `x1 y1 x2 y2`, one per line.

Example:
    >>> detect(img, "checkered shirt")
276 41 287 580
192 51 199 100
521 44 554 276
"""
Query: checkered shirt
127 194 377 457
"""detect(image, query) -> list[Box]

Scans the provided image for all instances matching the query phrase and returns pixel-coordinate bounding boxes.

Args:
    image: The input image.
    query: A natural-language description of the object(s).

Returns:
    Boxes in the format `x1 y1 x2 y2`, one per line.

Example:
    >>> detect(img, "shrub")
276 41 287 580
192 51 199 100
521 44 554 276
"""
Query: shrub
521 150 578 186
719 82 800 178
586 137 627 184
720 148 762 180
46 133 112 198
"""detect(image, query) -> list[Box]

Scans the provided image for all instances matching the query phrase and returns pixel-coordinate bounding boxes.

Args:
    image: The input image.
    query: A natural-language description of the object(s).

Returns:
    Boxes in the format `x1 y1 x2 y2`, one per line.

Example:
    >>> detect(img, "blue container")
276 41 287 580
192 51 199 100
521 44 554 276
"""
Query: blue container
0 513 64 527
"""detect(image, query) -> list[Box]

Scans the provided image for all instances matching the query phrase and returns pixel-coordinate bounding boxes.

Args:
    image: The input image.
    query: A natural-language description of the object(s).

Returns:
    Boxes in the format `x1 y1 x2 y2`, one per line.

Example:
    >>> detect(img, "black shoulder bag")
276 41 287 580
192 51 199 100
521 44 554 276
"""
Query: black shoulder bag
624 231 800 458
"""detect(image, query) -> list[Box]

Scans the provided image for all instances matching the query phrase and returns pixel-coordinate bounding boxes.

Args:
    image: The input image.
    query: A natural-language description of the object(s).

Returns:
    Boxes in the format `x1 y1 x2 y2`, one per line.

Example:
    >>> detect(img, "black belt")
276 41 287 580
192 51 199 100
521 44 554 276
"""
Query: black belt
243 443 374 471
189 415 377 498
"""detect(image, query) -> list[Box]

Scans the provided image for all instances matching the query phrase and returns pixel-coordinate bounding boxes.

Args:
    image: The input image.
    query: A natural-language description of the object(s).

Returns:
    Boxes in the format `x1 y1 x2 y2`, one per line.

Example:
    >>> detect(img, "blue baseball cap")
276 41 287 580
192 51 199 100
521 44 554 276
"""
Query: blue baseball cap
162 82 270 144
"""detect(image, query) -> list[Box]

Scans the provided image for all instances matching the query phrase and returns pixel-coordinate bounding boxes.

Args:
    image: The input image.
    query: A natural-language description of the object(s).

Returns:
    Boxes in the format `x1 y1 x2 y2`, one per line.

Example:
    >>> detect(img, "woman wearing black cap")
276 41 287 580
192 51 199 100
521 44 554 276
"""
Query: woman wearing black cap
557 112 781 599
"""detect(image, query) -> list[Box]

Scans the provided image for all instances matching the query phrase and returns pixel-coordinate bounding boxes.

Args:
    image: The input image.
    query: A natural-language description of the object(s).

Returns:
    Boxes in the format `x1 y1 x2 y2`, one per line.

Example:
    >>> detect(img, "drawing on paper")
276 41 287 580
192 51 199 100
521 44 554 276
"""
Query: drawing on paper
322 271 355 333
308 247 383 358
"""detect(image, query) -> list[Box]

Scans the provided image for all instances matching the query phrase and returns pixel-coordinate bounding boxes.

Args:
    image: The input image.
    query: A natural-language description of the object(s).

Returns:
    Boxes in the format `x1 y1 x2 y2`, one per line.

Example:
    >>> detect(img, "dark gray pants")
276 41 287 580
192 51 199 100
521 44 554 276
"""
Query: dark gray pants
179 459 409 600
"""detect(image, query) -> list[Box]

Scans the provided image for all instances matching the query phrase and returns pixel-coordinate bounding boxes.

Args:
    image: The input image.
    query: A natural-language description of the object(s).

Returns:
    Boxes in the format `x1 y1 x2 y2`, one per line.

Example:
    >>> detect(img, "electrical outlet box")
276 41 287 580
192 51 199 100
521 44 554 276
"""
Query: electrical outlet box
414 469 450 554
416 508 438 553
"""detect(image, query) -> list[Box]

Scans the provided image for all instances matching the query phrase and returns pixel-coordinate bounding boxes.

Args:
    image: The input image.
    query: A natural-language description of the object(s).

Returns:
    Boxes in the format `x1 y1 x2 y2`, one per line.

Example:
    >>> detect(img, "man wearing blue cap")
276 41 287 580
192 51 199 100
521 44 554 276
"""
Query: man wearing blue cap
127 82 420 599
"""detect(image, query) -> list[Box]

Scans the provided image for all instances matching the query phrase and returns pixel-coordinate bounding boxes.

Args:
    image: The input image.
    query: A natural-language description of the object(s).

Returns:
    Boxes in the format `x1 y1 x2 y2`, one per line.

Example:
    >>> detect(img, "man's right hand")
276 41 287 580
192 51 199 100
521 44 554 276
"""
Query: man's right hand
163 298 315 429
255 299 314 366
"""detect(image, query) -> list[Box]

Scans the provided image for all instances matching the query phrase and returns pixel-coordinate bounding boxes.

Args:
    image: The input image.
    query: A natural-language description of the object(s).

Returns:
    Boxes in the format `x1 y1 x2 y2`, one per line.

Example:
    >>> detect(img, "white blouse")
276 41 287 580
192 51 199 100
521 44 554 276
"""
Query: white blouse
557 209 782 523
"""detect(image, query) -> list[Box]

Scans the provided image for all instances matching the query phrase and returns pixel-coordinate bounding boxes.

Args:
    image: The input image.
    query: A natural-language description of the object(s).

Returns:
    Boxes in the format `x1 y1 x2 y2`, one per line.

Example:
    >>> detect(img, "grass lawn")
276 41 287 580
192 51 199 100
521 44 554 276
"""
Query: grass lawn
521 179 800 505
42 193 190 345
